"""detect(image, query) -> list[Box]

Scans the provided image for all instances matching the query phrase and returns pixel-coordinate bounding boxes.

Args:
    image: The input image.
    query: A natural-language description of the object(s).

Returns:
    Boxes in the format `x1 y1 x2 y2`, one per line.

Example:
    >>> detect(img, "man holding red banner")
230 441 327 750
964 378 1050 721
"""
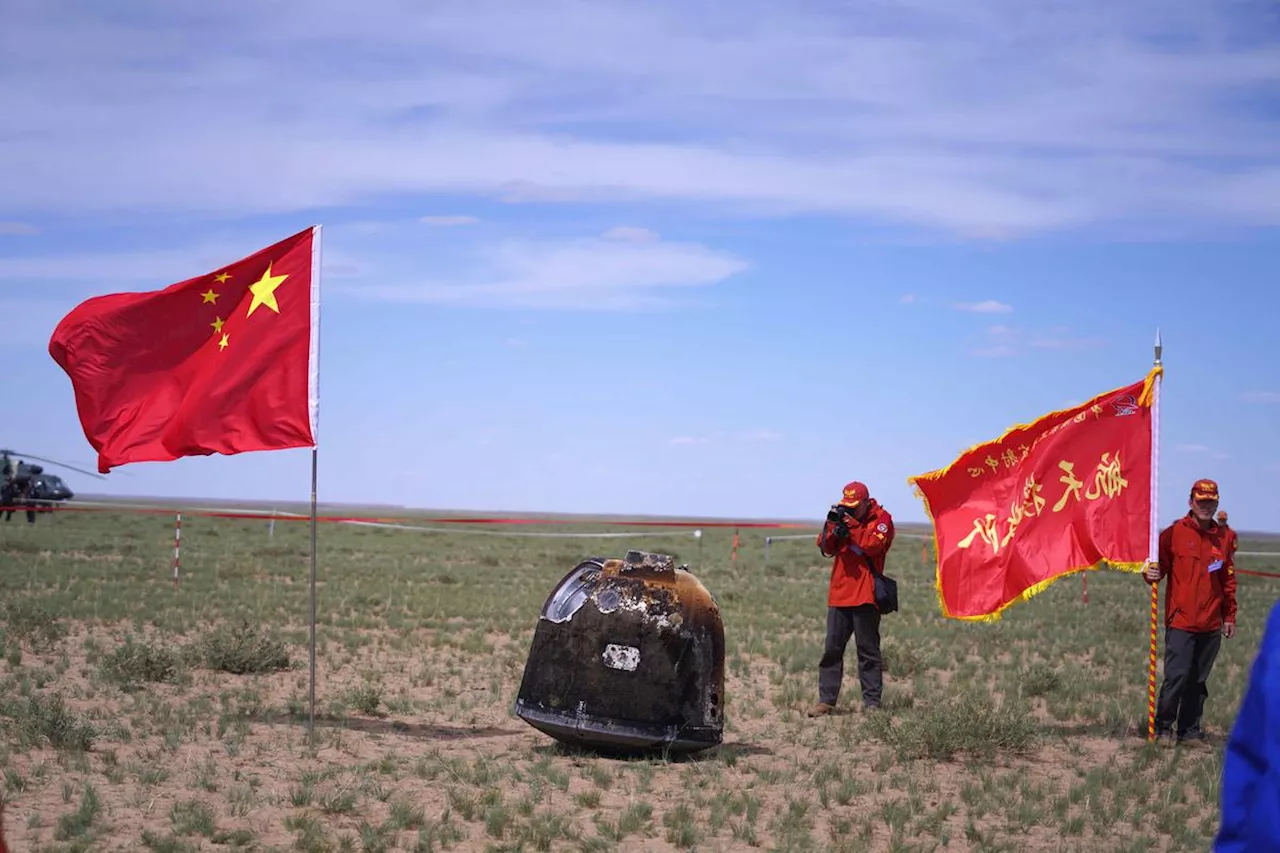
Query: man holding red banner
807 481 896 717
1144 478 1237 746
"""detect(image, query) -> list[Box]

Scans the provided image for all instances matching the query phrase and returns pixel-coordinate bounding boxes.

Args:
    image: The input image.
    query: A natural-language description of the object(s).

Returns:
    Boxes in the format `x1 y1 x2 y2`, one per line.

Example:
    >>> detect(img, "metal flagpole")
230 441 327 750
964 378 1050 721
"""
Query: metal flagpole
1147 329 1163 742
309 447 318 739
307 223 323 743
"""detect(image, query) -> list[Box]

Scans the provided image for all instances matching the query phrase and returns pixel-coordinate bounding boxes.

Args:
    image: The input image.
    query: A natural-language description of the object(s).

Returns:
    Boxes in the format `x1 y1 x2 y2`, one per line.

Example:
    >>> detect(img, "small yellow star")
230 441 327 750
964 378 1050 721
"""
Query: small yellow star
247 262 288 317
211 316 225 334
213 272 231 284
201 289 219 304
218 333 230 351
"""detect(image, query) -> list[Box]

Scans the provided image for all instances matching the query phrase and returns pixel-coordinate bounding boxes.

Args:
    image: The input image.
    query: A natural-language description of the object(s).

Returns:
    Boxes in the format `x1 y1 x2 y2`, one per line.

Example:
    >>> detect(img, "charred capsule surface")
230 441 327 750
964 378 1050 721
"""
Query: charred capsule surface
513 550 725 755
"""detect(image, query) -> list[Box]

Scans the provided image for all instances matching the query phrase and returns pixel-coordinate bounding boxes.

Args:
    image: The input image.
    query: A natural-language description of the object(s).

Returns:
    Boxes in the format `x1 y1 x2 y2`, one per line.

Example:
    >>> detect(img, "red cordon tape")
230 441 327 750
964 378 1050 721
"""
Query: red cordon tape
14 502 820 529
1235 568 1280 579
18 504 1280 567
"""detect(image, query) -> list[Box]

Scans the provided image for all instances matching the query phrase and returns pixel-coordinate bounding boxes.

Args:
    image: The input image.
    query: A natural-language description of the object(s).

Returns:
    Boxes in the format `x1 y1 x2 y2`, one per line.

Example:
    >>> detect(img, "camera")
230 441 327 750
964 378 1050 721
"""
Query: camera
827 505 856 526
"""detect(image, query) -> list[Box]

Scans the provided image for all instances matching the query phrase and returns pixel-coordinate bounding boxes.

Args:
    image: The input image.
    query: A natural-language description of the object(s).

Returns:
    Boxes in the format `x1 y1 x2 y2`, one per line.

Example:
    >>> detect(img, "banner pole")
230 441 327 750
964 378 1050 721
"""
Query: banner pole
1147 329 1163 742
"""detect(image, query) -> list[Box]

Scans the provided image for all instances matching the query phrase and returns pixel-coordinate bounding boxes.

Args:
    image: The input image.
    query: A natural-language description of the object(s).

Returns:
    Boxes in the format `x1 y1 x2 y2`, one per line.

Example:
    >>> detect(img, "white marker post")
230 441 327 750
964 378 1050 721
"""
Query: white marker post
172 511 182 588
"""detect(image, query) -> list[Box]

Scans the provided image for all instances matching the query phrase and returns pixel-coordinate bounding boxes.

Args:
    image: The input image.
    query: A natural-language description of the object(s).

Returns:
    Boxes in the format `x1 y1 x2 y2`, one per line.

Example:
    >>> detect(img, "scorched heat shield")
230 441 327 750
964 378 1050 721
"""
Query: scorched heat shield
513 550 725 755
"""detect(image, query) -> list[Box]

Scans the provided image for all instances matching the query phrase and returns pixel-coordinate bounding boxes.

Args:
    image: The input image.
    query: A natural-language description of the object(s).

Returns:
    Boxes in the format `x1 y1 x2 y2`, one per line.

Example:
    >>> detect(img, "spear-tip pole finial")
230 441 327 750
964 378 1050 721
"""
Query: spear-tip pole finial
1154 328 1162 366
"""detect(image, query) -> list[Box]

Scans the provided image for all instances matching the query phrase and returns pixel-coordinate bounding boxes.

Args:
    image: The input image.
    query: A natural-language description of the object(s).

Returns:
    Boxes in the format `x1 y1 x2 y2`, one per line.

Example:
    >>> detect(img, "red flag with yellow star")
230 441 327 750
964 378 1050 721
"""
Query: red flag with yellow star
907 367 1162 622
48 227 320 473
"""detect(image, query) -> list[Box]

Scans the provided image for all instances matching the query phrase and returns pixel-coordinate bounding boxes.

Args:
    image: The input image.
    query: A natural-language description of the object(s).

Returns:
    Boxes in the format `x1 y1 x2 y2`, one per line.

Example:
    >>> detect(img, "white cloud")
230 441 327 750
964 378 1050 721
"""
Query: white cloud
4 1 1280 238
0 226 741 312
0 222 40 236
336 232 748 310
601 226 659 243
0 248 251 284
1243 391 1280 403
0 241 366 288
669 436 710 445
744 429 782 441
970 323 1106 357
957 300 1013 314
420 215 480 226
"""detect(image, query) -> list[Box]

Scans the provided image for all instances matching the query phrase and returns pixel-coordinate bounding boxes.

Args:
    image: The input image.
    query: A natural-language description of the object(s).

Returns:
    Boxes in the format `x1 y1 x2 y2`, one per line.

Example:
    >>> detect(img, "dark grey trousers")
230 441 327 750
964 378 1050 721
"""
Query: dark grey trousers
818 605 882 708
1156 627 1222 739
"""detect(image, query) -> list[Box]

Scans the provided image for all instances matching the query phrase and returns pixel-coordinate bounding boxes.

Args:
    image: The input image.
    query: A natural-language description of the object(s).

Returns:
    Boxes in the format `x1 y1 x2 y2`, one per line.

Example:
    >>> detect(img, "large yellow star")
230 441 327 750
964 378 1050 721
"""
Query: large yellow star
247 263 288 317
218 333 230 351
211 316 225 334
214 272 231 284
201 289 219 304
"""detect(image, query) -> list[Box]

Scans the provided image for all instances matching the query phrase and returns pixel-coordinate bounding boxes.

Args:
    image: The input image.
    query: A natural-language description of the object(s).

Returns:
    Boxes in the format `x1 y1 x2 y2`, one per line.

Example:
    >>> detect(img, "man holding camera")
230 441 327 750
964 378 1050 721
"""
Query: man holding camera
808 481 896 717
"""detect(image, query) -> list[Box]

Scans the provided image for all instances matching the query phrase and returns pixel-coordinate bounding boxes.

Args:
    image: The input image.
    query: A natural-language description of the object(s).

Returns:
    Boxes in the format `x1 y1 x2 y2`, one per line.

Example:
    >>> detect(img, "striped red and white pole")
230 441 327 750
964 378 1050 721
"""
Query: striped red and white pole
173 511 182 588
1148 580 1158 741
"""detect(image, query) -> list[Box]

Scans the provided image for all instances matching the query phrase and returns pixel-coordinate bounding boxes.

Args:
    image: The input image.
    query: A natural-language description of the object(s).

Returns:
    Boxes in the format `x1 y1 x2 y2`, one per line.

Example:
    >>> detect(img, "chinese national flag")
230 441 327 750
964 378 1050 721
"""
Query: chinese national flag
908 368 1161 622
48 227 320 474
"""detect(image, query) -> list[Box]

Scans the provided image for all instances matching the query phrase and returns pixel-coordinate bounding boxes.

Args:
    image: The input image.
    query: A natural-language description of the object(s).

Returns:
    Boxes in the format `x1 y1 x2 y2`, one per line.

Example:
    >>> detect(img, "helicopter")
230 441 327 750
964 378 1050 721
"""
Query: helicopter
1 448 105 510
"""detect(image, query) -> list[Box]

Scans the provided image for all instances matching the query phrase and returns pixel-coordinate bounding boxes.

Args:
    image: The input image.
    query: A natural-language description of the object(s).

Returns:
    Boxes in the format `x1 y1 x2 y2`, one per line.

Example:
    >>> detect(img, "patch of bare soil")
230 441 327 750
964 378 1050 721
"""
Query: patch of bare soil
0 624 1218 852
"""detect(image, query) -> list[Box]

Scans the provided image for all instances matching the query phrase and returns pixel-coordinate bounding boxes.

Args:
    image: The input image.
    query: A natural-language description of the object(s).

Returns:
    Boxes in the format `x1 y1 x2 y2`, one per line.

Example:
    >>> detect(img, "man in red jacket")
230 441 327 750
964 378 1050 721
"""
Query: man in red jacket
1145 478 1238 746
807 481 896 717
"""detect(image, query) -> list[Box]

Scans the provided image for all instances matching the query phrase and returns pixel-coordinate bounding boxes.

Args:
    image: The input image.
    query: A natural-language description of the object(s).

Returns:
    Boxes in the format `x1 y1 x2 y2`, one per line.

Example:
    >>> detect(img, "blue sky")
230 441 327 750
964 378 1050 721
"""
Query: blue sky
2 0 1278 531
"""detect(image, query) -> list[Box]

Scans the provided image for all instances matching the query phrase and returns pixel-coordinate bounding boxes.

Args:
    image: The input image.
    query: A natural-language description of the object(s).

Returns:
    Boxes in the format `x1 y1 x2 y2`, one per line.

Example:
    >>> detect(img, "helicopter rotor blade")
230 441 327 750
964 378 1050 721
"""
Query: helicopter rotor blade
1 450 108 480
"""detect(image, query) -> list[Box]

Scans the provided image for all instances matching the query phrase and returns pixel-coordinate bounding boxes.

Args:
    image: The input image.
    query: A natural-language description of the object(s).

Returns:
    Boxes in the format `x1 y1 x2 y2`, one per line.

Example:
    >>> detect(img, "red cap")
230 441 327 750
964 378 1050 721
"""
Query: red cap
839 481 869 508
1191 479 1219 502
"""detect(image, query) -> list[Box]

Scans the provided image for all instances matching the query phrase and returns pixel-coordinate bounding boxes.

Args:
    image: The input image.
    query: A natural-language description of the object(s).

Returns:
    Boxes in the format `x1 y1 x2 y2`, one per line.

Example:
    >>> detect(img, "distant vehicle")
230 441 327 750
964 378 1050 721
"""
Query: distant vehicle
1 448 104 509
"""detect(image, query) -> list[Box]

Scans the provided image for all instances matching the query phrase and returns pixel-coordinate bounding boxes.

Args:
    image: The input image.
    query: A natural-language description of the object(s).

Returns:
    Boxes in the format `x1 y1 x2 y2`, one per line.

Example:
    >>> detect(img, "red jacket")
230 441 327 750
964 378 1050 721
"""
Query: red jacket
817 501 895 608
1151 513 1238 633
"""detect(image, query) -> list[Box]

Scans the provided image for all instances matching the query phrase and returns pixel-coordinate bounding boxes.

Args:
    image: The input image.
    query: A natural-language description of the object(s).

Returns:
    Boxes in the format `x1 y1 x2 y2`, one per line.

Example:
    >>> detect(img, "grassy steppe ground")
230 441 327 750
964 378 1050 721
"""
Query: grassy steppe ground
2 504 1277 852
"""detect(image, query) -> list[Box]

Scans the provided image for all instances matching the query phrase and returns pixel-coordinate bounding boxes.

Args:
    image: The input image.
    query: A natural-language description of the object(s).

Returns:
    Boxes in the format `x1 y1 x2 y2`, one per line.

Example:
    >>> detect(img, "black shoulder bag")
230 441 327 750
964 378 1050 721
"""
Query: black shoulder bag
818 519 898 614
862 553 898 615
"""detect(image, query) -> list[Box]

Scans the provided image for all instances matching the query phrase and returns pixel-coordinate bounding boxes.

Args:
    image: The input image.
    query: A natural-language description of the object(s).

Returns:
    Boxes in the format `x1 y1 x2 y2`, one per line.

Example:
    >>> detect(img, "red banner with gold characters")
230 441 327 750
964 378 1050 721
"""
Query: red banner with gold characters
908 367 1161 622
